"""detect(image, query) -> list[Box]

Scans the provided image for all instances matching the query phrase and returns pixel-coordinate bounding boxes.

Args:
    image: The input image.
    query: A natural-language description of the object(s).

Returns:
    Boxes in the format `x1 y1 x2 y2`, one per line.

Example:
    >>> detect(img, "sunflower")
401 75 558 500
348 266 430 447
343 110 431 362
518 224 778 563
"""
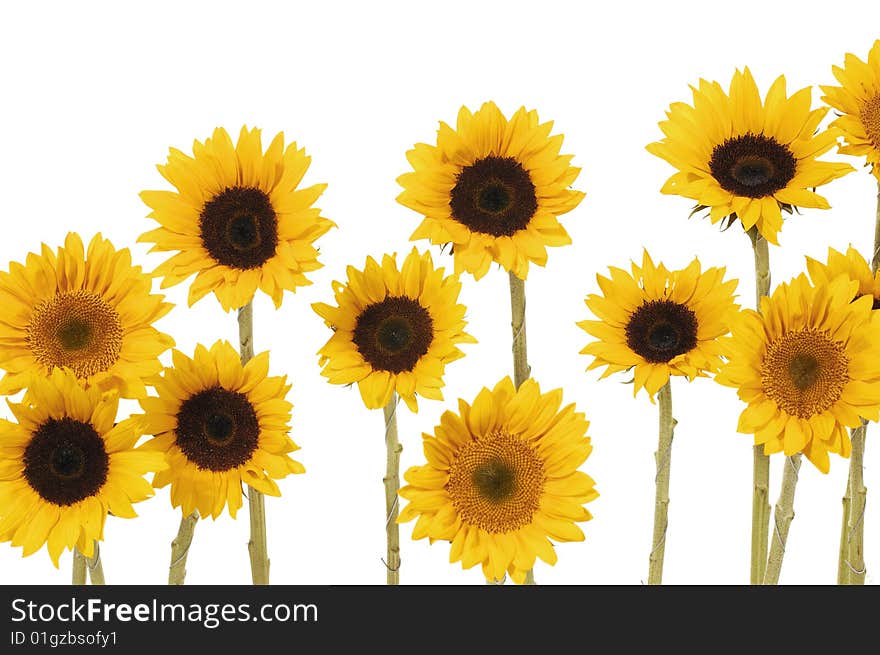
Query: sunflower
647 68 854 244
0 233 174 398
821 40 880 179
138 341 303 519
716 274 880 473
313 248 476 412
397 101 584 280
578 251 738 398
398 377 597 583
806 245 880 307
0 368 163 566
140 126 334 312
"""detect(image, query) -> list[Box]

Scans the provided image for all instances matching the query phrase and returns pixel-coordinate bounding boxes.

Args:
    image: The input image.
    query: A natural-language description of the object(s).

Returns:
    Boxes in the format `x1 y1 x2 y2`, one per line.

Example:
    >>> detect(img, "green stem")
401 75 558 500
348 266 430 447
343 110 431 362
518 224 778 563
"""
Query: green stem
647 382 675 584
239 301 269 585
85 542 105 585
168 511 199 585
763 454 801 585
383 393 402 585
72 548 87 585
747 227 772 585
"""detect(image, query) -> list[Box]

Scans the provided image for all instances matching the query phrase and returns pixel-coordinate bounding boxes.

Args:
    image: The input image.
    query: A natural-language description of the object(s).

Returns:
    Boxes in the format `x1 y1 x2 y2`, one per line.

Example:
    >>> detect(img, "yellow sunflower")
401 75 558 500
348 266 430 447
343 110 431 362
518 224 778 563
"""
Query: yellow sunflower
821 40 880 179
806 245 880 306
647 68 854 244
716 274 880 473
579 251 739 398
0 368 163 566
140 126 334 312
313 248 476 412
139 340 303 519
398 377 597 584
397 101 584 280
0 232 174 398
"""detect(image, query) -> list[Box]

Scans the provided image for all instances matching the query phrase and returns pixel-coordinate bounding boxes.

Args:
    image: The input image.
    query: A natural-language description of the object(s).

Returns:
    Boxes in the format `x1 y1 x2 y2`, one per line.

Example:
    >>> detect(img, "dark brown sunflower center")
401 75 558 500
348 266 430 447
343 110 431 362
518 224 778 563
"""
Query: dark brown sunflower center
761 329 849 418
446 432 545 534
23 417 108 506
199 186 278 269
27 290 124 379
709 133 797 198
472 458 516 503
861 94 880 149
449 156 538 236
175 387 260 471
352 296 434 373
625 300 699 363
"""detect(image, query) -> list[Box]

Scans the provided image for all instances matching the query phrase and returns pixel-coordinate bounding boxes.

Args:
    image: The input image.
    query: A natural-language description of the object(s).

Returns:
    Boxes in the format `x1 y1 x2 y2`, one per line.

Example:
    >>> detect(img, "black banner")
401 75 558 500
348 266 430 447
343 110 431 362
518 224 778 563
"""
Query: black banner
0 585 873 649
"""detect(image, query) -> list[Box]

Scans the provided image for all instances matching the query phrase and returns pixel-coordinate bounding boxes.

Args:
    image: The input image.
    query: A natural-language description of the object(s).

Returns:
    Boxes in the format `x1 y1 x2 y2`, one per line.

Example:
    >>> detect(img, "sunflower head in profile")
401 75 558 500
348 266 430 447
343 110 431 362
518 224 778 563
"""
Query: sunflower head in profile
398 377 597 583
0 233 174 398
312 248 476 412
140 126 334 312
806 245 880 308
397 101 584 280
138 341 302 519
647 68 854 245
821 40 880 180
716 274 880 472
0 368 163 566
579 251 738 399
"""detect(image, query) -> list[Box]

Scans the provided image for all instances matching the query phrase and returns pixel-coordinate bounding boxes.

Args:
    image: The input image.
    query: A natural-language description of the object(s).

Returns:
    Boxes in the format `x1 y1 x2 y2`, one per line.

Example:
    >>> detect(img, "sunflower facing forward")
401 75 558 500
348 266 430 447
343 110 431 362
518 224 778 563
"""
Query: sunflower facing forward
806 245 880 307
398 377 597 583
313 248 476 412
397 102 584 280
647 68 854 244
140 126 334 311
139 341 303 519
822 40 880 179
0 368 163 565
716 274 880 472
0 233 174 398
579 251 739 398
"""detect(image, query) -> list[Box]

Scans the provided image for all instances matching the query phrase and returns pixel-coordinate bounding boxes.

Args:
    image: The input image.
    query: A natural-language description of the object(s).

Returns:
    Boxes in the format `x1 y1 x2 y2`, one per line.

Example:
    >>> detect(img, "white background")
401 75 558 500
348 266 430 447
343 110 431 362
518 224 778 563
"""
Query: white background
1 0 879 586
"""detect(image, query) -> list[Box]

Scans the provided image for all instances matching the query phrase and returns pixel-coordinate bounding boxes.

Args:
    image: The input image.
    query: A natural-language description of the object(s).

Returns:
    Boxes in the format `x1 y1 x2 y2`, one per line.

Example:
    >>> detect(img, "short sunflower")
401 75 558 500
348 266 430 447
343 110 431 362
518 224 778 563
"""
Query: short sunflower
397 101 584 280
716 274 880 473
398 377 597 584
0 233 174 398
140 126 334 312
139 341 303 519
0 368 163 566
806 245 880 307
579 251 739 398
313 248 476 412
647 68 854 244
821 40 880 179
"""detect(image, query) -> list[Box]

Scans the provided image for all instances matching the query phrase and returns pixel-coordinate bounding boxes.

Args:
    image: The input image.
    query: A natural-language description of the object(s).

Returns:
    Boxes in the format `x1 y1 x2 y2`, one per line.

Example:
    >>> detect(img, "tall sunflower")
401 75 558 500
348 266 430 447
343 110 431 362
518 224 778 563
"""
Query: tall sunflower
139 341 303 519
0 233 174 398
821 40 880 179
313 248 476 412
397 101 584 280
0 368 163 566
398 377 597 583
806 245 880 307
647 68 854 244
716 274 880 472
579 251 739 398
140 126 334 312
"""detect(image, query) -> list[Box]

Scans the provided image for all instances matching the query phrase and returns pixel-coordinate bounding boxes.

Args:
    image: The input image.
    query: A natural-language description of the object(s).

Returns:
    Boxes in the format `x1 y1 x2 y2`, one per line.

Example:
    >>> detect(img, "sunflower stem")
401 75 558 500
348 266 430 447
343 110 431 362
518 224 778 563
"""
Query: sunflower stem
747 227 772 585
837 494 852 584
763 454 801 585
383 393 402 585
168 511 199 585
648 382 676 584
85 542 105 585
842 422 868 584
72 548 87 585
508 270 535 585
838 181 879 584
239 301 270 585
